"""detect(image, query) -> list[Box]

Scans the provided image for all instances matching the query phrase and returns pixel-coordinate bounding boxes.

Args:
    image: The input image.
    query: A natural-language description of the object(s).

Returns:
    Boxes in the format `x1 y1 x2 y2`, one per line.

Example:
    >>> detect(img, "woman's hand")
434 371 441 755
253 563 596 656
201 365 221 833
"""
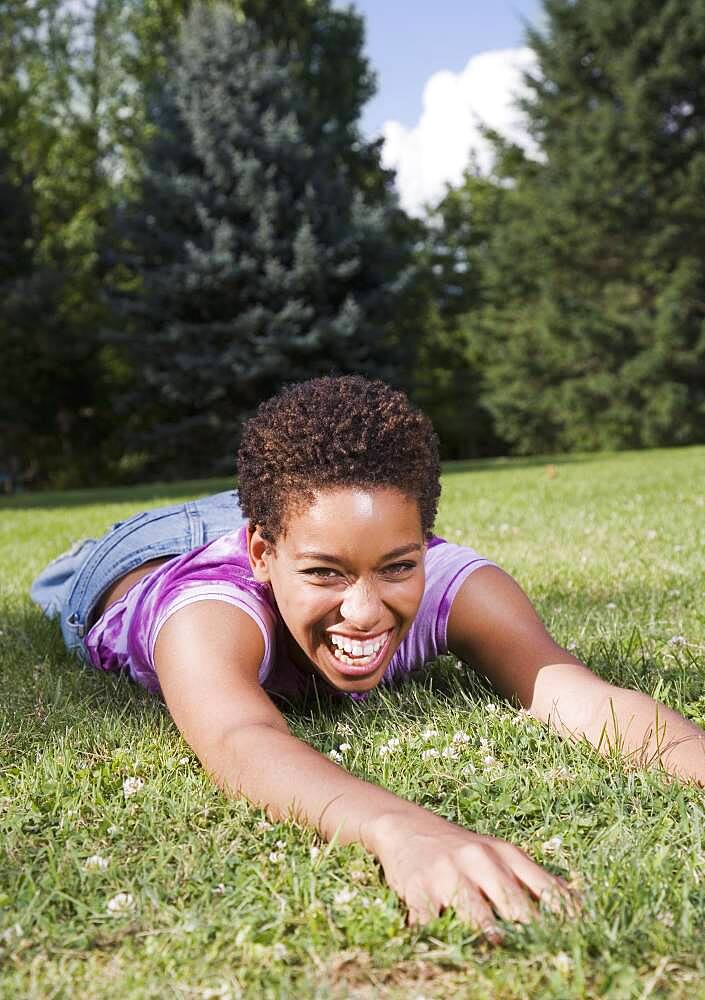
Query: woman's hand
367 809 576 940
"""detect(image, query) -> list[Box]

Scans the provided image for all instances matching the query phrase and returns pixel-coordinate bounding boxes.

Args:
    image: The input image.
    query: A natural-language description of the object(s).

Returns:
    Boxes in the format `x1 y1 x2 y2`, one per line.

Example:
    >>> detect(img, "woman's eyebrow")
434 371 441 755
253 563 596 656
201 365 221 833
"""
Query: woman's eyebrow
295 543 422 563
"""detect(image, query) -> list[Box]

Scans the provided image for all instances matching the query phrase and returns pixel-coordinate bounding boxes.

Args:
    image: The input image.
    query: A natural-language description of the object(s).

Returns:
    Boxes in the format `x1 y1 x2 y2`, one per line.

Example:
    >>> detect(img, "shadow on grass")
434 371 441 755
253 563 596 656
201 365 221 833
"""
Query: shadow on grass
0 453 613 510
5 445 704 511
0 478 233 511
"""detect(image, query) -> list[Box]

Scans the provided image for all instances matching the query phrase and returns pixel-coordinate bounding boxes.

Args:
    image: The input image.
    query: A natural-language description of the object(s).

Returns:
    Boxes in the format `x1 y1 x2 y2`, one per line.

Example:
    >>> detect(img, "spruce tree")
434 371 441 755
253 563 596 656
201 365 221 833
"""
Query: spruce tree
465 0 705 453
112 2 411 477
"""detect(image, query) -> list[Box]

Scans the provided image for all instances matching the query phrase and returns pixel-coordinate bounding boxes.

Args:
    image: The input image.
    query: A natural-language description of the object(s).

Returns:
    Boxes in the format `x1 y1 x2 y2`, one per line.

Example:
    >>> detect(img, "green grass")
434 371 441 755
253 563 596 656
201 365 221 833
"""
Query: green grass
2 446 705 999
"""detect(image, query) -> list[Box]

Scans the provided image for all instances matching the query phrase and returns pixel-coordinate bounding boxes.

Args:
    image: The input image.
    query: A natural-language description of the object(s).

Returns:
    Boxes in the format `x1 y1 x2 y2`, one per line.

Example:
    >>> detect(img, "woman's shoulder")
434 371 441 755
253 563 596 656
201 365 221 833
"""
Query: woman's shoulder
383 537 497 683
153 524 275 619
423 535 495 583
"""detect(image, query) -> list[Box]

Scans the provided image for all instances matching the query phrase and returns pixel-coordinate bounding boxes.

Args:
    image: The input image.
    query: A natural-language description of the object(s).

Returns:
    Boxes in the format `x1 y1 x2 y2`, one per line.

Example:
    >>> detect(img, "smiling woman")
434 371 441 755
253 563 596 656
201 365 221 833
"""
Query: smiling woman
29 375 705 938
247 488 427 690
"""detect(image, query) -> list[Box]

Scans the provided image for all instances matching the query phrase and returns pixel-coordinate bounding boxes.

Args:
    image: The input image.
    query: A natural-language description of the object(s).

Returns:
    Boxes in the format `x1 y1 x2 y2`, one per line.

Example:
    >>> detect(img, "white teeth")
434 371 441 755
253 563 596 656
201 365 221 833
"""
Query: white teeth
333 647 373 666
328 630 389 663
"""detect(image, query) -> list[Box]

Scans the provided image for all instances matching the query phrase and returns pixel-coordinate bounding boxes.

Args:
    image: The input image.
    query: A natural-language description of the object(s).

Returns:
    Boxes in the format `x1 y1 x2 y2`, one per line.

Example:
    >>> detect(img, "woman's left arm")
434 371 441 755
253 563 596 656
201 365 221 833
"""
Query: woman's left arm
447 566 705 786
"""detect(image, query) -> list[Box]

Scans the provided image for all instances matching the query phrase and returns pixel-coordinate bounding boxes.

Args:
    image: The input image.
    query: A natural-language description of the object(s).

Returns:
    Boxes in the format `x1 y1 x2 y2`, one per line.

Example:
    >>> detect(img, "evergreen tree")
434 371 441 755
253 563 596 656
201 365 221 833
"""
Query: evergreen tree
0 0 124 485
455 0 705 453
414 171 506 458
0 151 107 488
111 3 412 477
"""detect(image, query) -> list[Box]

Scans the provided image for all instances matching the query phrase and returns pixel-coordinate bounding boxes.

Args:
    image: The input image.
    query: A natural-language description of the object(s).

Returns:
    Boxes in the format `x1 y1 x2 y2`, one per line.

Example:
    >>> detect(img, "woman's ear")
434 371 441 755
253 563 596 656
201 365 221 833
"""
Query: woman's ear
247 523 273 582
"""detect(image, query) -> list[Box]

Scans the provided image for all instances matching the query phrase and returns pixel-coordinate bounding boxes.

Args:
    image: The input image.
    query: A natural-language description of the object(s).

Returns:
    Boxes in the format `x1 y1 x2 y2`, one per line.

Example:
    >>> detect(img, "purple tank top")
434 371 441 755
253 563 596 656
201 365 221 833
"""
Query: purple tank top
85 525 495 700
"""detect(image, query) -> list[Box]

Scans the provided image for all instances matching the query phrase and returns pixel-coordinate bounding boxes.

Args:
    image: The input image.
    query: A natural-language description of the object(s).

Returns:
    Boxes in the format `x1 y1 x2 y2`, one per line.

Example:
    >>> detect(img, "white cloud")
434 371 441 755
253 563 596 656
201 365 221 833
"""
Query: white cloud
381 47 538 217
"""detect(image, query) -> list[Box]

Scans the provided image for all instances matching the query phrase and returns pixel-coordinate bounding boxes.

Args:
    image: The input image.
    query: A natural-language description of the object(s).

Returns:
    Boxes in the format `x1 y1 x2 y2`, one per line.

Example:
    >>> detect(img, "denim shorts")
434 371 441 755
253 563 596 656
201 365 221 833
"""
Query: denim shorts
30 490 245 660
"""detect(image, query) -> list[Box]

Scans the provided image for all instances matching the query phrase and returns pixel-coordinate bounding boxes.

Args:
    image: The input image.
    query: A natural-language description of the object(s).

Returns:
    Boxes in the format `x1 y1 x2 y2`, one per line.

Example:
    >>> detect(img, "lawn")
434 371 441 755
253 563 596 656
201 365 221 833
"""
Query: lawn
1 447 704 999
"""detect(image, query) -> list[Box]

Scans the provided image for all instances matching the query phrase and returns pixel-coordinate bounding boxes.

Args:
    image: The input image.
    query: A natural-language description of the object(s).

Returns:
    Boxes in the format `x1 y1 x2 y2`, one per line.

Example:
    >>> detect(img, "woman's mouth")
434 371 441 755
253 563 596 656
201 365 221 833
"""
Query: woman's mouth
323 628 393 676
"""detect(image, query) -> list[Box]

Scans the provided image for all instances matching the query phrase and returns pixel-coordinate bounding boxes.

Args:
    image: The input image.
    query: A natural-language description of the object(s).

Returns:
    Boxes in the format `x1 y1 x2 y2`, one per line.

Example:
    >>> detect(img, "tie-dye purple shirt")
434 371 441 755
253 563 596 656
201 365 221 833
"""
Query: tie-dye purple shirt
85 525 495 700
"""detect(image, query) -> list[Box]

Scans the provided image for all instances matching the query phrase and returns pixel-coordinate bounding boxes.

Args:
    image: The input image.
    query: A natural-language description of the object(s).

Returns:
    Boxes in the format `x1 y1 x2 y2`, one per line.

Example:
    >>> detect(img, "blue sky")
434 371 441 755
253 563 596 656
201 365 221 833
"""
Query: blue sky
332 1 544 214
338 0 544 136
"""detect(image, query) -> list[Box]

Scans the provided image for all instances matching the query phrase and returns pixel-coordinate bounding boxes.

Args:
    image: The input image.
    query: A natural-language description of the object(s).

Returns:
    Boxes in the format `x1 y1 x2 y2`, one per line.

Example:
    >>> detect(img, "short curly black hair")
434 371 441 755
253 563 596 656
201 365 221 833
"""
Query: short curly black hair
236 376 441 542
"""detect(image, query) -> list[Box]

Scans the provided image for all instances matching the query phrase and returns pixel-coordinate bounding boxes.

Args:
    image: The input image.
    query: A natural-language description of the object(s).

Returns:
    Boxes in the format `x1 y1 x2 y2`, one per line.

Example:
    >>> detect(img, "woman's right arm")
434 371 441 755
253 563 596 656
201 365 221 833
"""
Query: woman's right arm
154 601 573 937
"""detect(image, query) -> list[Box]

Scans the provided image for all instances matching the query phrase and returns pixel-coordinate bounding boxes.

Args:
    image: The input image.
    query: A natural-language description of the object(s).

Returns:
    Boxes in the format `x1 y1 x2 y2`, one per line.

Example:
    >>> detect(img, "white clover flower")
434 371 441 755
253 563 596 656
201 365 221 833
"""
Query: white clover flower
275 839 286 849
387 737 401 749
328 749 343 762
554 952 573 974
546 766 571 781
256 819 273 832
420 728 438 740
606 602 617 610
309 846 321 860
421 748 440 760
333 888 357 906
178 756 190 765
452 731 470 744
268 851 283 863
84 854 109 872
272 942 288 960
106 824 119 836
657 910 675 927
566 640 578 651
462 763 477 776
486 703 499 714
122 776 144 798
212 883 225 895
442 746 458 759
338 743 351 753
482 754 498 768
378 745 390 757
350 869 367 882
542 835 563 855
511 709 532 726
479 737 492 750
106 892 135 914
0 924 23 944
668 635 688 648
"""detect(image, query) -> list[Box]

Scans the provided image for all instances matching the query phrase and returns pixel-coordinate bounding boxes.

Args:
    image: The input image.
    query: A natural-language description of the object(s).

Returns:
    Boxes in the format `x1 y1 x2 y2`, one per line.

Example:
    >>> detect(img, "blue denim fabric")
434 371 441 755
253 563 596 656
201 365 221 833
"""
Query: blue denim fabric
30 490 244 659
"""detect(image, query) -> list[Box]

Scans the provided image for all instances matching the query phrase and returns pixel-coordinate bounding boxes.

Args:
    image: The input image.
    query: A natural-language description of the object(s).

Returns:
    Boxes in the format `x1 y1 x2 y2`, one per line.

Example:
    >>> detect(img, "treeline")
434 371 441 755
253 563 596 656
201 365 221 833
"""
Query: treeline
1 0 704 489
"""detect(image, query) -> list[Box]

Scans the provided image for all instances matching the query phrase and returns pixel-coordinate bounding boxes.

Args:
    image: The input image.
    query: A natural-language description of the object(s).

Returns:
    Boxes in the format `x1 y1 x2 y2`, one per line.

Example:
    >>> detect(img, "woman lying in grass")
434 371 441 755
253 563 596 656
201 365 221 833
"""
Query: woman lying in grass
31 376 705 939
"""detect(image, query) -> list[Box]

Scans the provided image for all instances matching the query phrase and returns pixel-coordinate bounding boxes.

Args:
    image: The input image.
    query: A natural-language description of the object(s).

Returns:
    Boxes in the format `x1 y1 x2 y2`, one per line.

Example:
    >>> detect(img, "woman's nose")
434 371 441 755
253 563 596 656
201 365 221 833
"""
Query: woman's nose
339 580 383 631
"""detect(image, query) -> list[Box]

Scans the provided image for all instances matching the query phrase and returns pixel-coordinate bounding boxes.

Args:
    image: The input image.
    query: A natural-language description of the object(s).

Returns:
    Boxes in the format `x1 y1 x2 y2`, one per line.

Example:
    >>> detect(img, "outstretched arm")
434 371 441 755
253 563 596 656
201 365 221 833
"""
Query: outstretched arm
447 567 705 785
155 600 573 934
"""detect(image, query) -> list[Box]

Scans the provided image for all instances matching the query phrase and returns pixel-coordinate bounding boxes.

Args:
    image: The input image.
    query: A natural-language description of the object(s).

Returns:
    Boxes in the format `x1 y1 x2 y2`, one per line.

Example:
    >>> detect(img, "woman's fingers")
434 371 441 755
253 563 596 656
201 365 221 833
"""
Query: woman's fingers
454 844 577 929
407 882 505 944
451 883 506 943
493 843 580 918
477 870 536 925
389 828 581 942
405 887 438 927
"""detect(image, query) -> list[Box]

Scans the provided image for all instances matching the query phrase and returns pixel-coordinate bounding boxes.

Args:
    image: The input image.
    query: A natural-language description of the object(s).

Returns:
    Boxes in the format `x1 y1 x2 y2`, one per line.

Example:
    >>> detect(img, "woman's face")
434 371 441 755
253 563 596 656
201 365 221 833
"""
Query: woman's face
247 487 427 693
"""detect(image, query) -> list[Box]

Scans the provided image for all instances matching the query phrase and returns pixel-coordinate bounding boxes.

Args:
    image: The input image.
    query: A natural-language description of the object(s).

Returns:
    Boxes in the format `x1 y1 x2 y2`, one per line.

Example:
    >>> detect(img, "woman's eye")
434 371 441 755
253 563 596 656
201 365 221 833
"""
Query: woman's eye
303 567 341 579
383 561 416 576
